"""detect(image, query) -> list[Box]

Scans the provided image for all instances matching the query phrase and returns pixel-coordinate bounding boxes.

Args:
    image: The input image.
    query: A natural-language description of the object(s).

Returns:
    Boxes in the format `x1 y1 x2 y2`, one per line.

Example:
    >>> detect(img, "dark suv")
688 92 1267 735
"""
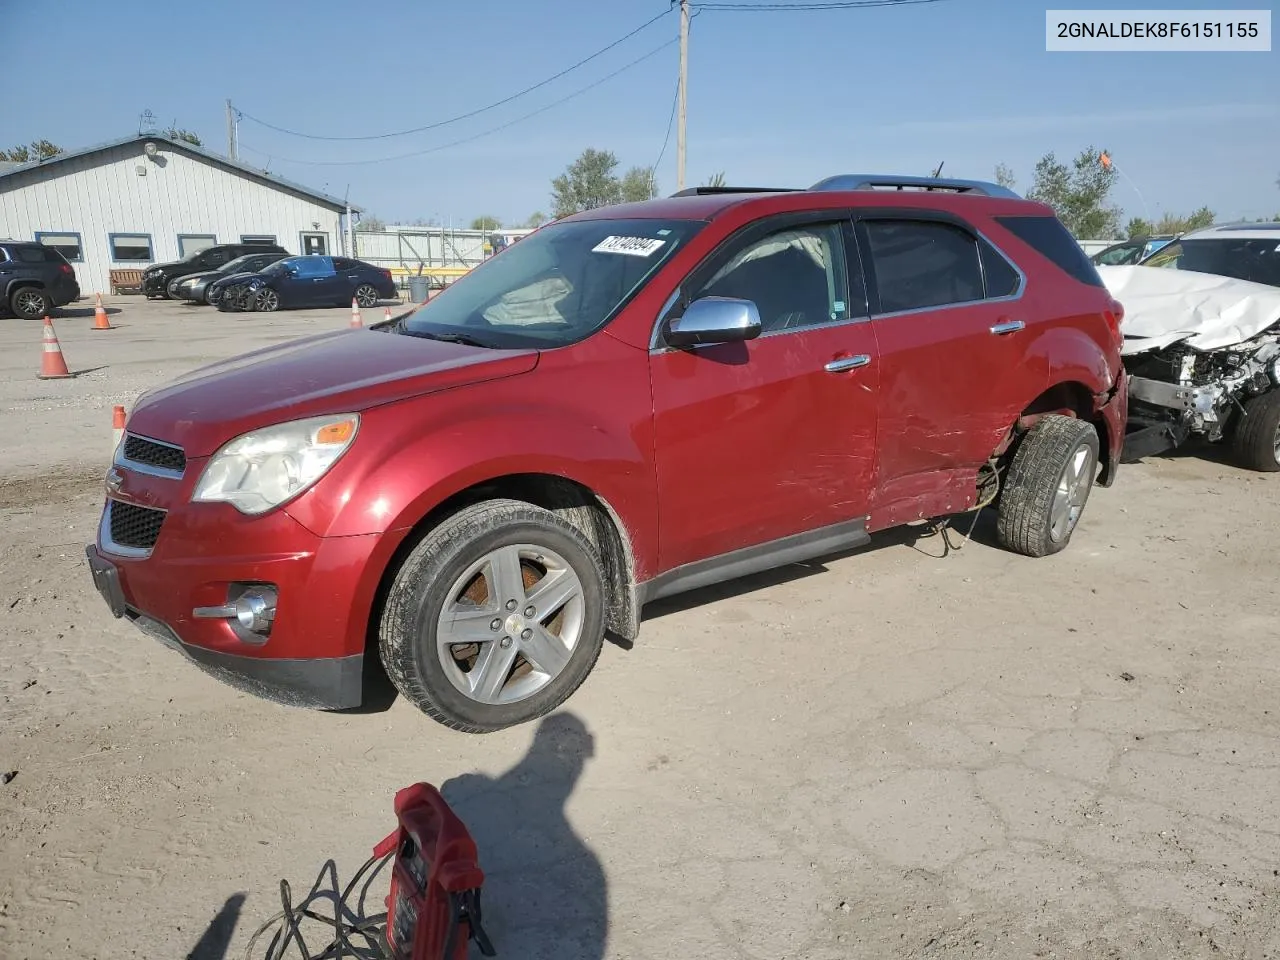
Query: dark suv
86 174 1128 734
0 240 82 319
142 242 289 298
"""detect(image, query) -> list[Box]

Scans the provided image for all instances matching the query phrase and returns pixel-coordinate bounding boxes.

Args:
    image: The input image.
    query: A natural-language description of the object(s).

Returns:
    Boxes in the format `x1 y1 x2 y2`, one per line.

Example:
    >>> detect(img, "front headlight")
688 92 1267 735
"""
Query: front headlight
192 413 360 515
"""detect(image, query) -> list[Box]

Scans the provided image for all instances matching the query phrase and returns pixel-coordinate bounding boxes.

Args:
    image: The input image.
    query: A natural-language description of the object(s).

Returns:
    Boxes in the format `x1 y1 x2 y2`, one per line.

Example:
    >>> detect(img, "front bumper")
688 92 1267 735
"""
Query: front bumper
142 274 168 296
87 545 363 708
85 478 385 709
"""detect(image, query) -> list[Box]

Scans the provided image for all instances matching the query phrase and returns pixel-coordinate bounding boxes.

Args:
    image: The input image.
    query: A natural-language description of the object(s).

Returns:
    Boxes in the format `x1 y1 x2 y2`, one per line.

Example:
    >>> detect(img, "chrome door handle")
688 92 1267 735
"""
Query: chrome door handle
990 320 1025 335
825 354 871 373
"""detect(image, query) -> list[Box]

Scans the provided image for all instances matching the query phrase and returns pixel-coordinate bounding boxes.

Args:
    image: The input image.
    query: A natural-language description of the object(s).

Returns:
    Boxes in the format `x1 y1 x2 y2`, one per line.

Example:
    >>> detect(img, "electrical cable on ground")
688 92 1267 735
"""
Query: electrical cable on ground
235 8 674 142
238 38 678 168
242 851 394 959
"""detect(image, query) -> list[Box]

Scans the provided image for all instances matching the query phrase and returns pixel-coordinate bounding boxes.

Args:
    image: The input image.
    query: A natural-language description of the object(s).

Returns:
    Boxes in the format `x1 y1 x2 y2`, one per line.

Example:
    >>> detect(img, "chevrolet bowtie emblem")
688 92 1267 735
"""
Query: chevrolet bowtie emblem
105 468 124 494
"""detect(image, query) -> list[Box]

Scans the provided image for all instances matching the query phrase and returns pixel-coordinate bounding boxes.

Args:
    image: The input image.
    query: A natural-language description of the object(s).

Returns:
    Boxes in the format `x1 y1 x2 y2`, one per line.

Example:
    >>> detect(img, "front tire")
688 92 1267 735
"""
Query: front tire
996 414 1100 558
254 287 280 312
1230 390 1280 472
10 286 49 320
379 499 607 733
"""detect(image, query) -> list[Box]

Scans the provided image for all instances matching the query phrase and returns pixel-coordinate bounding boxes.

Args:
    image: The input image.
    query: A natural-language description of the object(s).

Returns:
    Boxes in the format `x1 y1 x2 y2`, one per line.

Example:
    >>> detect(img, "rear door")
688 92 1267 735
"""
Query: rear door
855 212 1044 525
649 213 881 571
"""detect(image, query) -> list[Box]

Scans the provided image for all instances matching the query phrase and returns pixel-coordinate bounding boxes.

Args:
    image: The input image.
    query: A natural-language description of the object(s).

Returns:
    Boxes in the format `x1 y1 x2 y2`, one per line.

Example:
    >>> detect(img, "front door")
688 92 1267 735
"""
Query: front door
286 255 339 306
856 214 1045 525
301 232 329 257
650 216 881 571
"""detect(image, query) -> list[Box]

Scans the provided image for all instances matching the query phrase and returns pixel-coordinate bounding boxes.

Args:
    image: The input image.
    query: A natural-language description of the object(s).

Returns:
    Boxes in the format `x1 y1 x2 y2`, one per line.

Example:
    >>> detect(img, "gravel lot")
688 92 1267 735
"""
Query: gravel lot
1 296 1278 959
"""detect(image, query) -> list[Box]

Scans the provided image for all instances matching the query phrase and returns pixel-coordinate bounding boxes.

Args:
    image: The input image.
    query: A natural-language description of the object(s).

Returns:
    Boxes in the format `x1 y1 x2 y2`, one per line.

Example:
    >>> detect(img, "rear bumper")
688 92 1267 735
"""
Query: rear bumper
1095 370 1128 487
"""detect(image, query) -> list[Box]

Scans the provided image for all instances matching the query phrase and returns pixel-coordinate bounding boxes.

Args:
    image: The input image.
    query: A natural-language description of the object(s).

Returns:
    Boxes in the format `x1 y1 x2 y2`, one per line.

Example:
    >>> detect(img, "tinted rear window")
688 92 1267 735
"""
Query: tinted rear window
14 246 50 263
995 215 1105 288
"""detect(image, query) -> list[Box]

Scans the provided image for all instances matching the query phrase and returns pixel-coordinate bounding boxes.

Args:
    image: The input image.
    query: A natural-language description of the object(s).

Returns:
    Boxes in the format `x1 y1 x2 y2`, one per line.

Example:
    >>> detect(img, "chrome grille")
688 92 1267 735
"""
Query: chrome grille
122 434 186 473
108 501 166 550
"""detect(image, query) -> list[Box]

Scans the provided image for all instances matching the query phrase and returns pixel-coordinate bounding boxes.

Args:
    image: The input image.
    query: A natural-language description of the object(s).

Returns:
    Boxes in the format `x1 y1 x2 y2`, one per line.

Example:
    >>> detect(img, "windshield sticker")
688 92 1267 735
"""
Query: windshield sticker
592 236 667 257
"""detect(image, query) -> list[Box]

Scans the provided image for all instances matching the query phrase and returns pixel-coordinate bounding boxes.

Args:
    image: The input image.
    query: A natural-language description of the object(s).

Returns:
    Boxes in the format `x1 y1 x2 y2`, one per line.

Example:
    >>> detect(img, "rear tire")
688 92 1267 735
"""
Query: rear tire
1230 390 1280 472
354 283 378 307
10 286 49 320
996 415 1100 558
378 499 607 733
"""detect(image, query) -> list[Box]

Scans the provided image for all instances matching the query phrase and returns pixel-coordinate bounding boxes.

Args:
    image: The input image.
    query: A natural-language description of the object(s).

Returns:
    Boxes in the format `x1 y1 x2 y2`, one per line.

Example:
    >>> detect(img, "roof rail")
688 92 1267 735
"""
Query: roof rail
668 185 797 197
808 174 1021 199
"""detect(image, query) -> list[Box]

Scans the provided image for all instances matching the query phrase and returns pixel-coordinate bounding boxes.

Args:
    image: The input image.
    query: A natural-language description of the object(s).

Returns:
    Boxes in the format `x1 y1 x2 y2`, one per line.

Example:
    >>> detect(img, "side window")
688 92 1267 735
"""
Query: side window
692 222 852 334
333 258 356 271
864 219 984 313
994 214 1106 288
15 246 48 263
292 256 336 279
978 236 1021 298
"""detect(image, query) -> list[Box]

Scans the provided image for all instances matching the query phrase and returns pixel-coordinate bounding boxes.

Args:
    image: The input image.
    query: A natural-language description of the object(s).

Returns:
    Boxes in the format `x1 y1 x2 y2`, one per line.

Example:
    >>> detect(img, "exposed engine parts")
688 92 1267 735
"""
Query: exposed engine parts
1123 332 1280 459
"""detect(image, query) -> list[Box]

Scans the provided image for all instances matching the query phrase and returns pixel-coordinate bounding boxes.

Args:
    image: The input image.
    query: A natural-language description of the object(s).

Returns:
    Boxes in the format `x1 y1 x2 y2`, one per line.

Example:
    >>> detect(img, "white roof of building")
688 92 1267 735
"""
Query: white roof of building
0 133 359 213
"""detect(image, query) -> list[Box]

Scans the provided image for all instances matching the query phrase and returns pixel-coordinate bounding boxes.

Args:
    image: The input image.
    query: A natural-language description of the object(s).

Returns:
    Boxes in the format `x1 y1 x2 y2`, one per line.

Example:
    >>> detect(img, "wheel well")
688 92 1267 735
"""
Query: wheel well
7 280 47 295
1004 381 1111 477
366 473 641 660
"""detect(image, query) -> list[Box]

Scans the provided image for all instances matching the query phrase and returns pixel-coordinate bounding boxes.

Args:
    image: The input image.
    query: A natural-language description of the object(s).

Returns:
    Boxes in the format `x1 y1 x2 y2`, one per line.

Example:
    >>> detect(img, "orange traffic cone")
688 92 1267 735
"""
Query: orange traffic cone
38 316 73 379
350 297 362 328
383 306 392 323
112 405 127 453
92 293 113 331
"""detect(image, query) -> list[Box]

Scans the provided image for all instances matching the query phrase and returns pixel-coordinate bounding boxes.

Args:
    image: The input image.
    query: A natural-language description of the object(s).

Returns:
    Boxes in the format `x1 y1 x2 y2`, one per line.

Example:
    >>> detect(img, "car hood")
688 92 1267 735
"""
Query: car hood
126 329 540 458
1099 264 1280 354
175 270 217 286
209 271 260 288
149 260 199 274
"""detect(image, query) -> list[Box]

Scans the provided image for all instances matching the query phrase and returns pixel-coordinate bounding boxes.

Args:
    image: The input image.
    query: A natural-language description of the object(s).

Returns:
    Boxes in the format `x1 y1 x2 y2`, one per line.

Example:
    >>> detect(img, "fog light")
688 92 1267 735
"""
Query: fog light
235 589 277 635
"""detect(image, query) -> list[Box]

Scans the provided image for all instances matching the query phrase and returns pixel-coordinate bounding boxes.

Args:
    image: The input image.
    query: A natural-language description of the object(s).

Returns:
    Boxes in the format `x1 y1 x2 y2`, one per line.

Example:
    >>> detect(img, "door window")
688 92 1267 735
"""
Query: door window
692 223 853 334
863 220 986 314
292 256 336 279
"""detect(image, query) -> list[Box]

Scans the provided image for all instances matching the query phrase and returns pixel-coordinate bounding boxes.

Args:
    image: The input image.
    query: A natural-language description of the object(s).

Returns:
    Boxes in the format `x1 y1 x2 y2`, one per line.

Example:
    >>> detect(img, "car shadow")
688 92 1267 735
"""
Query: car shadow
439 712 607 960
57 305 124 318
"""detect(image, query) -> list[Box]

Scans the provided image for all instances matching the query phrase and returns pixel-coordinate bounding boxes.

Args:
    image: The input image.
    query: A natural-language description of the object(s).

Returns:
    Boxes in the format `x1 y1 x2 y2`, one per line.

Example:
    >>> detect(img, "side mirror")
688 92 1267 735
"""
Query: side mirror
665 296 762 348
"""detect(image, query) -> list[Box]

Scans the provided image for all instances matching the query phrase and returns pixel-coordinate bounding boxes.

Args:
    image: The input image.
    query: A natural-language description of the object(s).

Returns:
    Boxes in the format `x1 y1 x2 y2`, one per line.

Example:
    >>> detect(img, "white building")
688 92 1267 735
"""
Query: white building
0 133 359 296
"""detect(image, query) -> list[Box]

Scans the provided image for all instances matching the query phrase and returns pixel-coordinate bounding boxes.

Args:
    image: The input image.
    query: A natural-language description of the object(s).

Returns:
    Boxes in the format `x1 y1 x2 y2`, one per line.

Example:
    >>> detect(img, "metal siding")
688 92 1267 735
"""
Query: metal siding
0 142 344 296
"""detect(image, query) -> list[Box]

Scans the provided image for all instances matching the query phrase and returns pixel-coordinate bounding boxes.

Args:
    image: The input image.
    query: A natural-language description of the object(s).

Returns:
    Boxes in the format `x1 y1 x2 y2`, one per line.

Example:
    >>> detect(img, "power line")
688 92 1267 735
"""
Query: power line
238 38 679 168
236 8 674 142
696 0 946 9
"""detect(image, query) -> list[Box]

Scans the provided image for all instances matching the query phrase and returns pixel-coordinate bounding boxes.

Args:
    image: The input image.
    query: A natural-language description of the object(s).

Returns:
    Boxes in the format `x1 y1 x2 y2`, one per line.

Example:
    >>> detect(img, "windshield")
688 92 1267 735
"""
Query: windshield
218 255 258 274
400 217 702 348
1141 237 1280 287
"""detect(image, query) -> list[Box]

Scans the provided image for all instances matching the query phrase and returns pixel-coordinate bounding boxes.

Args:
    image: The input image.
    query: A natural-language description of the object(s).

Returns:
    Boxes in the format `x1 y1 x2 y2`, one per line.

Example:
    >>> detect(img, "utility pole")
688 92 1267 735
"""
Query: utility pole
676 0 689 191
226 99 237 160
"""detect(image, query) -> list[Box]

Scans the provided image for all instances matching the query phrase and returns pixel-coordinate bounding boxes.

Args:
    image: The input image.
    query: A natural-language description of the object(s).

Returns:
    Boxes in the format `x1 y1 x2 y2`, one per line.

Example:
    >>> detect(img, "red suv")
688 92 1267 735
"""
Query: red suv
85 175 1128 733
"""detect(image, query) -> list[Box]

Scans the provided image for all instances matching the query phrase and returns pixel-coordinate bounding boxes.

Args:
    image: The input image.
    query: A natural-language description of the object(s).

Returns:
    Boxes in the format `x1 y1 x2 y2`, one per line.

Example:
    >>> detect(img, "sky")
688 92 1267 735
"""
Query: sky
5 0 1277 228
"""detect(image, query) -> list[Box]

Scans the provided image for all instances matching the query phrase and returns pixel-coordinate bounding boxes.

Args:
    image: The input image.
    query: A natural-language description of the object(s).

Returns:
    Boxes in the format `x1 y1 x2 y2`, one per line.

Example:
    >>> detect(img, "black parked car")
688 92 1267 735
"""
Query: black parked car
142 241 289 298
0 240 81 319
167 251 291 303
216 255 397 312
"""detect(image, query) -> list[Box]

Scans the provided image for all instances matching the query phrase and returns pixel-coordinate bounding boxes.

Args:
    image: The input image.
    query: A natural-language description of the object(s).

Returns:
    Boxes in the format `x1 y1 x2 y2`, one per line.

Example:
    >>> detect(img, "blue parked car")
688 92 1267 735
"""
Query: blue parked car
216 255 398 312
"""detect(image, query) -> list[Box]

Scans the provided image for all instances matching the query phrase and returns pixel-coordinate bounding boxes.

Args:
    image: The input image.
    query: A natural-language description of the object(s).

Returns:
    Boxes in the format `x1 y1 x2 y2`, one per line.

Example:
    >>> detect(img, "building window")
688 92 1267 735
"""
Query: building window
300 232 329 256
35 231 84 262
178 234 217 258
240 235 278 245
109 233 154 262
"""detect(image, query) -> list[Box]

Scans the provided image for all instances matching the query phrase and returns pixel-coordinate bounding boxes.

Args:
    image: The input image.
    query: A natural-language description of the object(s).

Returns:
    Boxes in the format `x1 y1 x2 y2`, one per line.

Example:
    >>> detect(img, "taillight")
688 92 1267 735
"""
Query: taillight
59 263 73 275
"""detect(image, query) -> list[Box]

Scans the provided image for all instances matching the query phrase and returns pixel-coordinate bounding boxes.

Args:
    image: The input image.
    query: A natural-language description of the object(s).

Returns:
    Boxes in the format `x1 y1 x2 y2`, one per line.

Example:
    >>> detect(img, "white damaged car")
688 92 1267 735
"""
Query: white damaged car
1098 222 1280 470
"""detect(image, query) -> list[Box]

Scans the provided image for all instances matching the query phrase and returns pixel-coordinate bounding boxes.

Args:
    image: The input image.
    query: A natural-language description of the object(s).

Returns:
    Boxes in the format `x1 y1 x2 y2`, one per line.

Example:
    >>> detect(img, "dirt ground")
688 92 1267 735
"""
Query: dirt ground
1 297 1278 960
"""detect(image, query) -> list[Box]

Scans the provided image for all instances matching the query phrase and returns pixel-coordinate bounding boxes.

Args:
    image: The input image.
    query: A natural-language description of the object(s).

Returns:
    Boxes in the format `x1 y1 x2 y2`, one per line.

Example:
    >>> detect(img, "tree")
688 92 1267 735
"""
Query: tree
1025 146 1121 239
355 213 385 232
470 215 502 231
1125 217 1154 239
0 140 63 163
620 166 657 203
522 211 549 228
993 163 1017 190
165 127 202 146
703 171 727 188
550 148 623 218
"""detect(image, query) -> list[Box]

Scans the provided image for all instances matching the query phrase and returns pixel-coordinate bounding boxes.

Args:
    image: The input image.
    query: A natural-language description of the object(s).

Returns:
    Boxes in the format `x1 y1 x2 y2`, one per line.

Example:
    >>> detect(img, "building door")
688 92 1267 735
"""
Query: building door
301 232 329 256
